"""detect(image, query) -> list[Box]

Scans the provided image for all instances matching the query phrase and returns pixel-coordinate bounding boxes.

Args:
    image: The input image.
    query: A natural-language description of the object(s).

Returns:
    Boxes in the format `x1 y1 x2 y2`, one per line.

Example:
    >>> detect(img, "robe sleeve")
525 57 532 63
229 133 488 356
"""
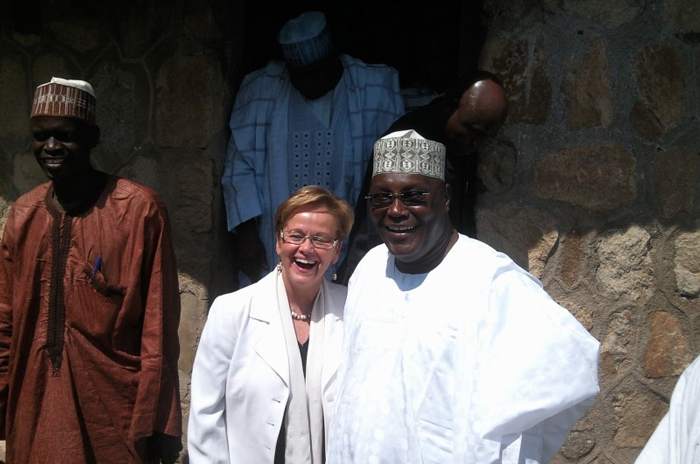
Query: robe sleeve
0 210 16 439
474 265 600 463
187 297 239 464
129 202 182 440
221 69 278 232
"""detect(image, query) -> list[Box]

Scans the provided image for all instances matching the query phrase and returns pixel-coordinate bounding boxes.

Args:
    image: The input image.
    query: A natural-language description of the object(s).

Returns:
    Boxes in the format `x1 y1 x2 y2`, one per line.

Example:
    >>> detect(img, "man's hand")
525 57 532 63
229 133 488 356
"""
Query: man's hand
145 432 181 464
234 218 269 283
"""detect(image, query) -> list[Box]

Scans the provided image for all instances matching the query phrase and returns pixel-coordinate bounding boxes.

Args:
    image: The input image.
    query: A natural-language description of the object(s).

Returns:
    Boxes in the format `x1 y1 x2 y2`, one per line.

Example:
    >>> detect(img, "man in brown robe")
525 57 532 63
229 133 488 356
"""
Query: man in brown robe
0 78 182 463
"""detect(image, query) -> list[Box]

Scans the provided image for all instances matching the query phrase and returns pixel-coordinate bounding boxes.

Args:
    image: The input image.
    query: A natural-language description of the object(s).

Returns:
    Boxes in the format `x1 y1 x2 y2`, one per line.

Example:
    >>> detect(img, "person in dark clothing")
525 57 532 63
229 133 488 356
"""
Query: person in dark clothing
335 71 507 285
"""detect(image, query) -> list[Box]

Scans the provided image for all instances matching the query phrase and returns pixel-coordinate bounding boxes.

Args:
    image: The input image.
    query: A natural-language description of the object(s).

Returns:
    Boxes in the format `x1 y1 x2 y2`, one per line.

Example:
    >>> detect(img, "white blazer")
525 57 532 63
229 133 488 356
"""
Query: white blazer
187 270 345 464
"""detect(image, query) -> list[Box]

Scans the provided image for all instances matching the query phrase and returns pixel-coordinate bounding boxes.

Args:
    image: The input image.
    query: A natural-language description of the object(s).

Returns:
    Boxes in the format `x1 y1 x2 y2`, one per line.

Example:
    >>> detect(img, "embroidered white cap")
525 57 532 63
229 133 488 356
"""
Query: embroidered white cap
372 129 446 181
278 11 333 67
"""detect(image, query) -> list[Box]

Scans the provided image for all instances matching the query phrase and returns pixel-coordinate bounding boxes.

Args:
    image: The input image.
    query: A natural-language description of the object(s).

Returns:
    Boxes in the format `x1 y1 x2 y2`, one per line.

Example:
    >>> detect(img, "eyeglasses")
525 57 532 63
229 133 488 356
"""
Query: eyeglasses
280 230 338 249
364 191 430 209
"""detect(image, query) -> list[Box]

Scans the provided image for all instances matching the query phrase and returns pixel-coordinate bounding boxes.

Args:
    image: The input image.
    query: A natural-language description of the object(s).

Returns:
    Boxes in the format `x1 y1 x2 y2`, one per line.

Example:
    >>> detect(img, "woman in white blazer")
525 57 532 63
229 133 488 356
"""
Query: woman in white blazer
188 186 354 464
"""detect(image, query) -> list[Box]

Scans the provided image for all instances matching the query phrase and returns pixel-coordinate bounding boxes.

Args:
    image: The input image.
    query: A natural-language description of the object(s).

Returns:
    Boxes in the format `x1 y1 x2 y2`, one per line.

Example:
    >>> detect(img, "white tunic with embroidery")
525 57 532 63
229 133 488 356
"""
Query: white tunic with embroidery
327 235 600 463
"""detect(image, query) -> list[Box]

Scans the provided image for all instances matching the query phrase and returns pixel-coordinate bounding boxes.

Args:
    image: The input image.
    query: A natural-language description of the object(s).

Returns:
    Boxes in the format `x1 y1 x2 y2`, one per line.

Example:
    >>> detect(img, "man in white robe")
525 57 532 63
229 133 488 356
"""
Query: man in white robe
635 354 700 464
327 130 600 463
221 11 404 287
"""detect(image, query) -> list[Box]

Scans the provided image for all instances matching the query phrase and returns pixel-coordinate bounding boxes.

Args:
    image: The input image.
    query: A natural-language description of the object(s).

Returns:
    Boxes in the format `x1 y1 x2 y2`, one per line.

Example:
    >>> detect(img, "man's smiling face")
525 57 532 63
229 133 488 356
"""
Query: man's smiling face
369 173 453 274
30 116 98 182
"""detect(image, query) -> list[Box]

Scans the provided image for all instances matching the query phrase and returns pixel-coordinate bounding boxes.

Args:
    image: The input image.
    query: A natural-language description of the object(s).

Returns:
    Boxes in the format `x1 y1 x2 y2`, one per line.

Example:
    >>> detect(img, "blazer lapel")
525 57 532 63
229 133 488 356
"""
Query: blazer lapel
252 271 290 387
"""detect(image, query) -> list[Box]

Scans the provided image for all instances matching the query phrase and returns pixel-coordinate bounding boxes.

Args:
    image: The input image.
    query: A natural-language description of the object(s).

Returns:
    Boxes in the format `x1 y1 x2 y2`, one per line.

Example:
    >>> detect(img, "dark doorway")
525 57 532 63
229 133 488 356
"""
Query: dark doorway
241 0 485 94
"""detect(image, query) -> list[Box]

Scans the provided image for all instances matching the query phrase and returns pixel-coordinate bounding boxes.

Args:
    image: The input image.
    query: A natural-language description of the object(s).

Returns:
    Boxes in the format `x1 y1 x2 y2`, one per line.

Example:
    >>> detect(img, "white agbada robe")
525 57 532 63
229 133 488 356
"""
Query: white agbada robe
635 354 700 464
327 234 600 463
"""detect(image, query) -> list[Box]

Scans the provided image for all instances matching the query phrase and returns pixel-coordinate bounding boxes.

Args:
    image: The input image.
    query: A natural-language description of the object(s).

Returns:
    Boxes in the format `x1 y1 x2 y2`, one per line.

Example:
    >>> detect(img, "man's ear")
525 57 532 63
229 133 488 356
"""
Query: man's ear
444 182 451 212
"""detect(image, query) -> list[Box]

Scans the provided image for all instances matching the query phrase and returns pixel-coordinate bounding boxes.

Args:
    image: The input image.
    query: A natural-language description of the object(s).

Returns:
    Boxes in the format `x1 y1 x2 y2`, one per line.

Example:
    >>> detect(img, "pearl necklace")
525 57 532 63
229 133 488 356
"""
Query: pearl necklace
291 310 310 321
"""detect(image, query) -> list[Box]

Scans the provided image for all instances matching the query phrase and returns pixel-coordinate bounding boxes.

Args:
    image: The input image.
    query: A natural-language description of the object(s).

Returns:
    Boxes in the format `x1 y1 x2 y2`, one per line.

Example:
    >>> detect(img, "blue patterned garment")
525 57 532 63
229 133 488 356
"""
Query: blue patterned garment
222 55 404 286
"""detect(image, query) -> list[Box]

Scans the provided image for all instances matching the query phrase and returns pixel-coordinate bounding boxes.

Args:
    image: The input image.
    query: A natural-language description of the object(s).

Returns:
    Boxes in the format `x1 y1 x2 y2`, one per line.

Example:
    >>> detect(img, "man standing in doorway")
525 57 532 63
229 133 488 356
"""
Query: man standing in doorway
221 11 404 287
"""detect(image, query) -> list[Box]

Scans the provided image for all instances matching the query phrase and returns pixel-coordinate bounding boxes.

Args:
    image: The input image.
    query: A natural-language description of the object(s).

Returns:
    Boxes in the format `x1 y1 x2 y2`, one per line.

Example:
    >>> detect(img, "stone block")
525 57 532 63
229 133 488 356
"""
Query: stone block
663 0 700 38
90 62 149 174
600 310 634 386
560 0 644 28
0 197 10 237
559 229 583 287
563 37 613 130
481 0 544 31
184 7 222 42
557 428 596 461
655 147 700 219
116 3 169 58
490 35 551 125
673 229 700 298
633 44 685 136
630 101 664 141
477 137 516 194
595 225 653 301
611 386 668 448
643 311 692 377
50 18 104 53
0 55 29 137
173 156 214 235
156 55 219 148
177 277 208 376
534 142 636 211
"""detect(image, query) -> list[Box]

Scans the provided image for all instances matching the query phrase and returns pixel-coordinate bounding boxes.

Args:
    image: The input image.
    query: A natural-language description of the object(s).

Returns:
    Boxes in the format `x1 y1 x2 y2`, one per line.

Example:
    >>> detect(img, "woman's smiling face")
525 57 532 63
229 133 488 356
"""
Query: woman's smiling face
276 206 341 292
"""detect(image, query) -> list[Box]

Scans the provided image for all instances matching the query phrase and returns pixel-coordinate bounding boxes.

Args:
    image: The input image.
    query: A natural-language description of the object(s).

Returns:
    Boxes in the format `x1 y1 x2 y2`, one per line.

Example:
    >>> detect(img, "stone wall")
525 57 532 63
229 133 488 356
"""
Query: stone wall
477 0 700 462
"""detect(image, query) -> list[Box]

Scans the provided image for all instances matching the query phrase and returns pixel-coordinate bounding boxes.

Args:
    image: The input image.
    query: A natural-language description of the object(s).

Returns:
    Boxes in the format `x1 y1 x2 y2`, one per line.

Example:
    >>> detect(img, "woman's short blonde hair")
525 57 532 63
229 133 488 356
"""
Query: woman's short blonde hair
274 185 354 239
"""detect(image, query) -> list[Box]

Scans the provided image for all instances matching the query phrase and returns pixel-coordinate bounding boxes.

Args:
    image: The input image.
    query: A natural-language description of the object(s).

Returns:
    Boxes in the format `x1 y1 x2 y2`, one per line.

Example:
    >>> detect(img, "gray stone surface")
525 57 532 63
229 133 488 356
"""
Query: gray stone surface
611 386 668 448
156 55 219 149
600 310 634 387
663 0 700 36
0 56 29 137
655 146 700 219
563 37 613 130
560 0 645 28
477 137 516 193
490 35 551 125
673 229 700 298
595 225 653 301
633 43 686 136
643 311 692 377
534 142 636 211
